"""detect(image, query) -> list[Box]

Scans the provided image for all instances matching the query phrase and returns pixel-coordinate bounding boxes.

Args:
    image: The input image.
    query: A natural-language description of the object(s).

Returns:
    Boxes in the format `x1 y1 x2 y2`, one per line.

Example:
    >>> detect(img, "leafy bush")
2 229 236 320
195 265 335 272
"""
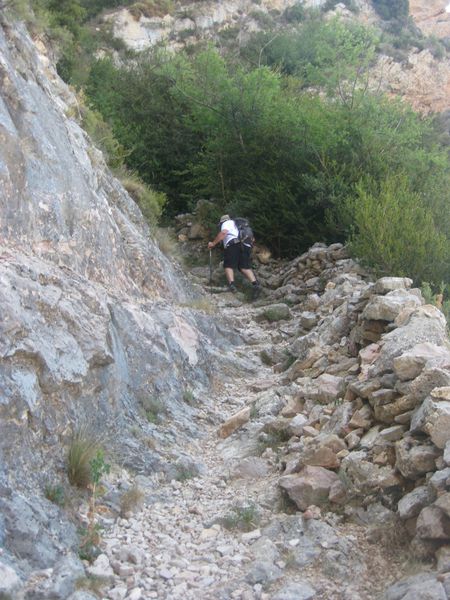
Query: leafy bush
81 103 126 169
283 4 306 23
372 0 409 22
346 175 450 284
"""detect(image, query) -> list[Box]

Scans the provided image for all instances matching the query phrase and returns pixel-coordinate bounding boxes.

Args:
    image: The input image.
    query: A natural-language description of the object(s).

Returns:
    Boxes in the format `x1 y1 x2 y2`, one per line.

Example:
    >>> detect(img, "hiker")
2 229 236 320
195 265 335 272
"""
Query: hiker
208 214 261 299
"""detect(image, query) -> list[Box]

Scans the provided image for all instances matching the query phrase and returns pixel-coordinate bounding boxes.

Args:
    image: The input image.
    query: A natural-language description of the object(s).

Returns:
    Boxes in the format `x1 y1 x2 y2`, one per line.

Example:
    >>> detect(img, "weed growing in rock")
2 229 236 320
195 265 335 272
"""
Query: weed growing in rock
257 429 290 455
250 403 259 419
181 297 214 313
421 281 450 329
221 502 260 532
67 429 102 488
75 574 109 596
78 449 111 562
174 465 196 482
44 483 65 507
183 388 195 405
141 396 165 424
153 228 180 259
120 485 145 516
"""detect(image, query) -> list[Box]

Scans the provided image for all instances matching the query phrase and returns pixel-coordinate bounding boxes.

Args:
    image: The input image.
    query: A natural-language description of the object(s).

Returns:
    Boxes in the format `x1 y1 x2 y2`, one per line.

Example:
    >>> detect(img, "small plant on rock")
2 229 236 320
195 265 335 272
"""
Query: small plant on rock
120 485 145 516
183 388 195 405
44 483 65 507
67 429 102 488
221 502 260 532
78 449 111 562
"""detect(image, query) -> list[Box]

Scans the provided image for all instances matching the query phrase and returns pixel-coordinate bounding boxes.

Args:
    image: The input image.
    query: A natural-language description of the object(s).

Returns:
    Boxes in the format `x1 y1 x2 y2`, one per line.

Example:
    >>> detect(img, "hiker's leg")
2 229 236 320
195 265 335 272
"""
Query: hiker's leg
239 245 256 282
224 267 235 284
239 245 261 299
223 244 240 286
240 268 256 283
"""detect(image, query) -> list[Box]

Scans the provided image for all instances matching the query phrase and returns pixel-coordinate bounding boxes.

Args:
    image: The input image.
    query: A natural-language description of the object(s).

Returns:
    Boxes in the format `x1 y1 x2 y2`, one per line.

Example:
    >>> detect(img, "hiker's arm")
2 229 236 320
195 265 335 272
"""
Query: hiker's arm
208 229 228 249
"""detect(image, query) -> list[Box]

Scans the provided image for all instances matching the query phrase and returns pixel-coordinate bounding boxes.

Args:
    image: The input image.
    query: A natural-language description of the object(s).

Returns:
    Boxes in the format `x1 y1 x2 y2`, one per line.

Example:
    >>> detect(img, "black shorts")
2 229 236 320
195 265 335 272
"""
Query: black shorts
223 243 252 270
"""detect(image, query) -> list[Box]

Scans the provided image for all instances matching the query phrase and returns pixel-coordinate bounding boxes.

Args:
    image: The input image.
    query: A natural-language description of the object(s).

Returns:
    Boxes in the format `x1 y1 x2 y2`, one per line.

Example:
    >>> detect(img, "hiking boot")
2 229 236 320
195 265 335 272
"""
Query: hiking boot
251 282 261 300
228 282 237 293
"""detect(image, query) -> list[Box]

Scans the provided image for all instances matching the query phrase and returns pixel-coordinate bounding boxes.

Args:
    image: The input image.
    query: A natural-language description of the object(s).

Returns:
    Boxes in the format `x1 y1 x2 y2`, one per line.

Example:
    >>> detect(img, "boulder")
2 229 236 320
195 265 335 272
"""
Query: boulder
411 398 450 449
384 573 446 600
272 581 317 600
304 374 346 404
279 466 339 511
393 342 450 381
398 368 450 405
416 506 450 540
395 437 440 480
373 277 413 295
340 451 402 493
256 303 292 322
218 407 251 439
397 486 436 520
362 289 422 322
435 493 450 518
368 305 448 378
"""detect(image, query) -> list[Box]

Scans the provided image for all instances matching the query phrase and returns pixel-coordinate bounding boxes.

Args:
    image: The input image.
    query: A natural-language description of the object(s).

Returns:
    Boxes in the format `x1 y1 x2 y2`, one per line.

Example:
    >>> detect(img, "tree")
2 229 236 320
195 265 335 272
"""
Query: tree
372 0 409 21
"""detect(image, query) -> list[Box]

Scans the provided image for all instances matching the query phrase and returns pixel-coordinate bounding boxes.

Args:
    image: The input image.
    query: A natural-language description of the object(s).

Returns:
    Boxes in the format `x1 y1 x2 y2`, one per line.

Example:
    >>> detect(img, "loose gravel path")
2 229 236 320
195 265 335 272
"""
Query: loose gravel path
97 294 410 600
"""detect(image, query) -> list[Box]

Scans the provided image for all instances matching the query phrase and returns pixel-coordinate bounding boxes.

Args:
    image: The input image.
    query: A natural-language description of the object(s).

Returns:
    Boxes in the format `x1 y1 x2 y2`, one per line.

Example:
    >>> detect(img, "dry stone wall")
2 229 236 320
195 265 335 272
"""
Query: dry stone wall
246 243 450 572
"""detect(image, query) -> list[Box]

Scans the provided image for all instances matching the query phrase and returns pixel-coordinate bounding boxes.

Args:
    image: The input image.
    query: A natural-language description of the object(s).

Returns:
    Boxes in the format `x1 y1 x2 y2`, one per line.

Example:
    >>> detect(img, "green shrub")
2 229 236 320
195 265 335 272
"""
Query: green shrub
372 0 409 21
221 502 260 531
81 103 126 169
121 173 166 225
44 483 65 506
141 396 165 423
346 175 449 284
283 4 305 23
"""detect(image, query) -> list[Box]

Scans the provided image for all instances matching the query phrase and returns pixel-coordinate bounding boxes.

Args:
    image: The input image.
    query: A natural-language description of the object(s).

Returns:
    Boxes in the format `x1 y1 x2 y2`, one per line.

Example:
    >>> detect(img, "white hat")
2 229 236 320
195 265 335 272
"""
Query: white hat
219 214 230 224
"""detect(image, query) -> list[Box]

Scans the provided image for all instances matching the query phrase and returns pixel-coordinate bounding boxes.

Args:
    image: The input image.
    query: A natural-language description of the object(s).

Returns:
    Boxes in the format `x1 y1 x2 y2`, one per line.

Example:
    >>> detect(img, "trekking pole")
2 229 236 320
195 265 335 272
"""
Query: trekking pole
209 249 213 285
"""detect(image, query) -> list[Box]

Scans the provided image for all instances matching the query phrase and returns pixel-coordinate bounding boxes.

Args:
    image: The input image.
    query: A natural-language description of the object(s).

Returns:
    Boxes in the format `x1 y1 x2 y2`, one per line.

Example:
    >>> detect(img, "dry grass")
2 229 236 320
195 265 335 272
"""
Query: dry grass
120 485 145 516
153 228 181 259
128 0 174 19
181 297 215 313
67 429 103 488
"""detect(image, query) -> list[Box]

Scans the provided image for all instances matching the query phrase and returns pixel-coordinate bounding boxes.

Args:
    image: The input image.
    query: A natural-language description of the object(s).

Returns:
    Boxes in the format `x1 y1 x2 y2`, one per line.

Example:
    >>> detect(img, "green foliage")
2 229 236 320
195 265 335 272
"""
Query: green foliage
121 172 166 225
81 102 127 169
283 4 306 23
14 1 450 287
372 0 409 21
221 502 260 531
44 483 65 506
183 389 195 404
141 396 165 423
345 175 450 284
421 282 450 327
89 449 110 486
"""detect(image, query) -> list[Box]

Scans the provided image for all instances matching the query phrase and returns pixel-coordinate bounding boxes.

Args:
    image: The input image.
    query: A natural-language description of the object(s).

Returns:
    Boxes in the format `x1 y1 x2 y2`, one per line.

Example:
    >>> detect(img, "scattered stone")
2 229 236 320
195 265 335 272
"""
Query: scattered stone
218 406 251 439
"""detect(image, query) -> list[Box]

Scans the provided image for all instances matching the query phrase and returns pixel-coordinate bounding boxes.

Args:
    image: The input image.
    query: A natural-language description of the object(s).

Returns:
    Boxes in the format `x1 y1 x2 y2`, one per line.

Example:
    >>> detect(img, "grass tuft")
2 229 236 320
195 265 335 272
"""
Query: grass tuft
67 429 102 488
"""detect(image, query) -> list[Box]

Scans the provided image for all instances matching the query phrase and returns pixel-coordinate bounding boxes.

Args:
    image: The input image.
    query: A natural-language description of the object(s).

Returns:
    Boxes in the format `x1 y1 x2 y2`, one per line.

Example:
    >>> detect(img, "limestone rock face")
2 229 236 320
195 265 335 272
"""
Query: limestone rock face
0 16 230 581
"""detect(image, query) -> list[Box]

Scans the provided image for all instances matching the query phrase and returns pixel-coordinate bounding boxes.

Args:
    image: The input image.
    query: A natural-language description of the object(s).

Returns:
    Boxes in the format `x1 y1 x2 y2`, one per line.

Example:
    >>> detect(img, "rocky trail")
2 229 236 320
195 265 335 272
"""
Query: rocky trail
88 242 450 600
